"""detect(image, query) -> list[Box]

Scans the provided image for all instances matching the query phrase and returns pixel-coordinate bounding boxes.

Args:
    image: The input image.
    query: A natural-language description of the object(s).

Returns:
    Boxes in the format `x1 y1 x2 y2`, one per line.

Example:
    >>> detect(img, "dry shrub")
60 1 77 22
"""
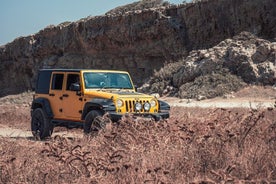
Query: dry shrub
0 107 275 183
178 71 246 99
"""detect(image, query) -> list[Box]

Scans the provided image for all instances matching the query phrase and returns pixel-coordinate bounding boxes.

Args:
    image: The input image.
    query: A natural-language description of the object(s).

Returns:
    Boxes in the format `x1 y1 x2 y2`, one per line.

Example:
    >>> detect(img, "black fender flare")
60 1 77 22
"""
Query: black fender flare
31 97 53 118
158 100 170 111
81 98 116 120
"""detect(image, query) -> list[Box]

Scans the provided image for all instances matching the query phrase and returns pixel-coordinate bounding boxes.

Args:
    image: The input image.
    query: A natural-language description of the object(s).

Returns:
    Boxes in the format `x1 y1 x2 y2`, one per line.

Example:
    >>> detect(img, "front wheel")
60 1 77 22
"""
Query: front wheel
31 108 53 140
84 110 106 134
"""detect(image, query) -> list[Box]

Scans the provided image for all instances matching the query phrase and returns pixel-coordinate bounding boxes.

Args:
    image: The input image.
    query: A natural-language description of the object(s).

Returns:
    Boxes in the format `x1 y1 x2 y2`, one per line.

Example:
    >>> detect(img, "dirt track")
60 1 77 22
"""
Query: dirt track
0 86 275 138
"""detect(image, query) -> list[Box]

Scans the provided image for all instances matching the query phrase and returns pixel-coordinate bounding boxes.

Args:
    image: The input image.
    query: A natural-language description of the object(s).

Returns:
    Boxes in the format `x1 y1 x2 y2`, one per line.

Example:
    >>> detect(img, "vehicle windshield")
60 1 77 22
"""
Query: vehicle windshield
83 72 134 89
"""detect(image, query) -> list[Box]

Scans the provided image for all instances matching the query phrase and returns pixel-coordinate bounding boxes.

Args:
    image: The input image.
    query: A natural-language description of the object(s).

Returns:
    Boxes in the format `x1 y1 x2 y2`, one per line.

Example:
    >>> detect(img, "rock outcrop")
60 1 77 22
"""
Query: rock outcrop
0 0 276 96
143 32 276 99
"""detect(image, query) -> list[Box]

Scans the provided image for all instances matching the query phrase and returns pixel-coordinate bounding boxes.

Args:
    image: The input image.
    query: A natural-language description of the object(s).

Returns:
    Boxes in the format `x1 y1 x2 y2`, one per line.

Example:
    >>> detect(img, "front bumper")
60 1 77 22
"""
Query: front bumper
108 112 170 122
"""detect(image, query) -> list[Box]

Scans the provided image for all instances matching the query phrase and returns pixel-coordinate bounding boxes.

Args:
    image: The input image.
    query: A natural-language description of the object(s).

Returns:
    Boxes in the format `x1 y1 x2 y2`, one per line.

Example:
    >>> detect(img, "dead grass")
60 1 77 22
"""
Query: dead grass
0 107 275 183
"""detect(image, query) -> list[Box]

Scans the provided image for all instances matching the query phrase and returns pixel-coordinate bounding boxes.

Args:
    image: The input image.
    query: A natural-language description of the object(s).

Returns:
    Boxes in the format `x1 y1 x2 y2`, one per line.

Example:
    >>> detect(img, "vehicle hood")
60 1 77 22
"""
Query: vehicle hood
84 89 154 100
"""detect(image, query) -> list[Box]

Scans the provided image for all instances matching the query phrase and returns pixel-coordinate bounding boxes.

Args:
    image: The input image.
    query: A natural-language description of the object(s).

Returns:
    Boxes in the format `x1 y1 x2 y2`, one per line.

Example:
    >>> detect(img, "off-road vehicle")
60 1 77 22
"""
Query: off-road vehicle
31 69 170 139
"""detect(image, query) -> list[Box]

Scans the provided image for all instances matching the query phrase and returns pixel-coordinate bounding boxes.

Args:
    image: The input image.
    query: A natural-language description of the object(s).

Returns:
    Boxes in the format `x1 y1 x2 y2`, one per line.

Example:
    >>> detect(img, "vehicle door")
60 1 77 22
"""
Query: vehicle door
49 72 65 119
62 72 84 121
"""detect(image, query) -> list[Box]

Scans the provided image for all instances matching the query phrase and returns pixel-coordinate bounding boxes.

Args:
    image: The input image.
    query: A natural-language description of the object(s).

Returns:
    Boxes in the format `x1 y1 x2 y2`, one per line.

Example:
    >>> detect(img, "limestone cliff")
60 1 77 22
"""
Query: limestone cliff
0 0 276 96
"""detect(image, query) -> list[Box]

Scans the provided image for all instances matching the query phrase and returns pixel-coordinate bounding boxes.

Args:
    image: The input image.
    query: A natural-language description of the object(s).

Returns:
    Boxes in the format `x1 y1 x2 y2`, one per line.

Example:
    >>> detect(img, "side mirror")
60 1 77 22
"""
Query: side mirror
70 83 80 91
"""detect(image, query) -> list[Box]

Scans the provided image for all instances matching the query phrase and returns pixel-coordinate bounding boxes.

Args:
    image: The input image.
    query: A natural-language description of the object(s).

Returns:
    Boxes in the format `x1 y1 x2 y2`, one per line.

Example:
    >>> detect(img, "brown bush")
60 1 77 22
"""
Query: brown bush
178 71 246 99
0 107 275 183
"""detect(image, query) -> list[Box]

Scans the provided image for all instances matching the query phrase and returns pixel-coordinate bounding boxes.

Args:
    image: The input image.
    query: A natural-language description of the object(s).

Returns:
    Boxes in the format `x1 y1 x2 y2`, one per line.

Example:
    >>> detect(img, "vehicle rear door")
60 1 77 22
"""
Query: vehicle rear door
49 72 65 119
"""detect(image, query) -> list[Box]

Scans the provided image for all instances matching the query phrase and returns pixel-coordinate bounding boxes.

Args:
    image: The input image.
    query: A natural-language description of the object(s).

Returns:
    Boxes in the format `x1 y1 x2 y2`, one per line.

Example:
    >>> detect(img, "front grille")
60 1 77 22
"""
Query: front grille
125 100 149 113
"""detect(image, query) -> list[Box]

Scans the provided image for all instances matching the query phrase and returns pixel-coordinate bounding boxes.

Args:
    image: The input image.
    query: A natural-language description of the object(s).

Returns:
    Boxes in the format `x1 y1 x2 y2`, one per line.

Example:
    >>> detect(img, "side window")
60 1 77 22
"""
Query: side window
66 74 80 90
51 73 64 90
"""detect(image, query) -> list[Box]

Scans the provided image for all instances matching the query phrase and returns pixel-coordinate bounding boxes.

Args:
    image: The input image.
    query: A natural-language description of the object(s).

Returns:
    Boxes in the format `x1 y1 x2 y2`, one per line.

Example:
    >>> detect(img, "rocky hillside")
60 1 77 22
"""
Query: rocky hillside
141 32 276 99
0 0 276 96
106 0 169 15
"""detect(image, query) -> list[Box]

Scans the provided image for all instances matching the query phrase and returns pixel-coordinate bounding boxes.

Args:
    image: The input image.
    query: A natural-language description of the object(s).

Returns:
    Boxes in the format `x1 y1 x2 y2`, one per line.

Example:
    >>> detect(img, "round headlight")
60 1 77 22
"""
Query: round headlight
150 99 157 107
144 102 151 111
116 99 124 107
135 102 142 111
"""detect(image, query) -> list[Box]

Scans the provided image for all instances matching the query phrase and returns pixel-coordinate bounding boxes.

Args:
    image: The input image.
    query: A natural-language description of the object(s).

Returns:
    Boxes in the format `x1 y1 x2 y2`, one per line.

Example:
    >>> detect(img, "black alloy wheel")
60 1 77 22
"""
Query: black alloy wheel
31 108 53 140
84 110 106 134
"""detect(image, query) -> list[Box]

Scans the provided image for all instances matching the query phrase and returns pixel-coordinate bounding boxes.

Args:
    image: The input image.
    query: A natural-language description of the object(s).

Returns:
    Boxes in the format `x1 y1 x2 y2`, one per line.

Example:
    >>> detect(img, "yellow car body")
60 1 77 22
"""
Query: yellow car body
31 69 170 139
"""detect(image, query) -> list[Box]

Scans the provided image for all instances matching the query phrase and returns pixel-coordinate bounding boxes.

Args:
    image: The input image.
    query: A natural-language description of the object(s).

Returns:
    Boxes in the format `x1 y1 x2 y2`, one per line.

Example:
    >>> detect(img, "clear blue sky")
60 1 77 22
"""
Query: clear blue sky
0 0 187 46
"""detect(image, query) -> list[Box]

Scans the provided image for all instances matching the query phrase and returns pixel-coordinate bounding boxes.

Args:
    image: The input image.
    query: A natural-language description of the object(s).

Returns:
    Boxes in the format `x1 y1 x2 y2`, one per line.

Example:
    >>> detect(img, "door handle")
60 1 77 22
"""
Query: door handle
49 93 55 96
63 94 69 97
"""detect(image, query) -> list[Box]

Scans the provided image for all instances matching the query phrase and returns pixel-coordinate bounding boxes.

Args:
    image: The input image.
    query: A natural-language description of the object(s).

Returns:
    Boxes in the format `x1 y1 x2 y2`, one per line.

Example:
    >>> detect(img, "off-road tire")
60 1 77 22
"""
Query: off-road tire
31 108 53 140
84 110 106 134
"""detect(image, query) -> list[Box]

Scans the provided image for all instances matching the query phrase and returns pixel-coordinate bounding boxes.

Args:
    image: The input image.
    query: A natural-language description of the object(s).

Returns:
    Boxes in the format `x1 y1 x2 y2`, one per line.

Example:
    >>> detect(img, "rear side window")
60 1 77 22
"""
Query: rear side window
51 74 64 90
36 70 52 94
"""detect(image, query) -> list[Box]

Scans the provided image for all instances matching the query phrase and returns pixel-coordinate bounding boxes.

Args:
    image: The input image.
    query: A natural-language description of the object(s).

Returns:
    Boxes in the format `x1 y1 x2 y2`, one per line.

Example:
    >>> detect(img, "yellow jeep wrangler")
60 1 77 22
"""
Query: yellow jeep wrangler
31 69 170 139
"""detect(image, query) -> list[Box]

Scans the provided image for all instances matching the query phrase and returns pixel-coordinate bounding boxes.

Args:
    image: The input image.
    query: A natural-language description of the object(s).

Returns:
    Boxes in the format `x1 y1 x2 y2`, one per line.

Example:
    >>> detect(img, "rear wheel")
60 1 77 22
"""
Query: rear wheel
84 110 106 134
31 108 53 140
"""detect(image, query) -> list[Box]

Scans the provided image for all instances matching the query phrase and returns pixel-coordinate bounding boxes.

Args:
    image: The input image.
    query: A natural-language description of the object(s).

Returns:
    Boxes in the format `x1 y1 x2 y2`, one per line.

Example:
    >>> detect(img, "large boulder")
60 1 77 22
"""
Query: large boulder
144 32 276 99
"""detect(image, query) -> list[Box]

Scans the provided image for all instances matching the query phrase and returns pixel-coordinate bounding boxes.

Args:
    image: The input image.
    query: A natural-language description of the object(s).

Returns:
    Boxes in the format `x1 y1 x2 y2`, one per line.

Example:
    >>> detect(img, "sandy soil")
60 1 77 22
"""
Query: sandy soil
161 85 276 108
163 97 275 108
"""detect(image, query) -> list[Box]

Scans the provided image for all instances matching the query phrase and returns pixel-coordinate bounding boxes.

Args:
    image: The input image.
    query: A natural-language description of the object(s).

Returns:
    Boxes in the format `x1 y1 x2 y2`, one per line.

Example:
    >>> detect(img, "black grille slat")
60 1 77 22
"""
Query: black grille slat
126 101 129 112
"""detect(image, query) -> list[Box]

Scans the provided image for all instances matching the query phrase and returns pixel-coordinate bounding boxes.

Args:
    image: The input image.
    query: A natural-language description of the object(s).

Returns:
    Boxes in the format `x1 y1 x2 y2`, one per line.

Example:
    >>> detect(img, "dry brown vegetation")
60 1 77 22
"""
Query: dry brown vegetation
1 106 275 183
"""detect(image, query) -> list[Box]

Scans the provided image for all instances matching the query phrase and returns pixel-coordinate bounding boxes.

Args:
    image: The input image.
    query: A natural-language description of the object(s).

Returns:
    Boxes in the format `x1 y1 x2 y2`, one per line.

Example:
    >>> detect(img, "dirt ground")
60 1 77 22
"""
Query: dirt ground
161 85 276 109
0 86 275 183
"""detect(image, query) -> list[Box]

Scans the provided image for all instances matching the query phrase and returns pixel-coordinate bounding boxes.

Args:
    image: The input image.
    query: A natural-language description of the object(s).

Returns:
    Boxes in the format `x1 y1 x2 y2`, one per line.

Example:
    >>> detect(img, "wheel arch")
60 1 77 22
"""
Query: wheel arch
31 97 53 118
81 98 115 120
